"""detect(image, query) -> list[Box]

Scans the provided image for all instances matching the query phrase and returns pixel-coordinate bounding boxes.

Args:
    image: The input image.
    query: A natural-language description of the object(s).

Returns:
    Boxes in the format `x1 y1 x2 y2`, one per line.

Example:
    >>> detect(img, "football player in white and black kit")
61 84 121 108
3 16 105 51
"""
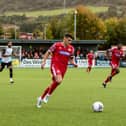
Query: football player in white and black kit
0 41 16 83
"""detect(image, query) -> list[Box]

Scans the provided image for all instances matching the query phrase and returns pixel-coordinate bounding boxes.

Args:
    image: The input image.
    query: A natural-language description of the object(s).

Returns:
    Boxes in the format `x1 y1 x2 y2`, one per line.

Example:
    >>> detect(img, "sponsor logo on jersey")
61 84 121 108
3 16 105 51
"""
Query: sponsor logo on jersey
115 53 121 57
59 51 70 56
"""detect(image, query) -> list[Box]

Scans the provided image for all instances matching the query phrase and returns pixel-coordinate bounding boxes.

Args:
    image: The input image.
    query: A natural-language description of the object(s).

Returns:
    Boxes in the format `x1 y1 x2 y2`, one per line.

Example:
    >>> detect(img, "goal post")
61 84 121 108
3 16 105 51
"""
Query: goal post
0 46 22 67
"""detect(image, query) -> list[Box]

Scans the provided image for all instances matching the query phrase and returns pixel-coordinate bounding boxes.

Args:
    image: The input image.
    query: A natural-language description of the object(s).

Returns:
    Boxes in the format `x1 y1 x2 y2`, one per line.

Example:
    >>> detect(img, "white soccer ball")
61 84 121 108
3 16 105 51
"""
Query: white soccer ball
92 101 104 112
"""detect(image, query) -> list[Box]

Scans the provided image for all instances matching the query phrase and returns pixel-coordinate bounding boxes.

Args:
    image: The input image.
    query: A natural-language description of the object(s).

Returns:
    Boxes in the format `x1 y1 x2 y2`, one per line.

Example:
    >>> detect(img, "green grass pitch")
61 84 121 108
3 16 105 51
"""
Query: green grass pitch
0 68 126 126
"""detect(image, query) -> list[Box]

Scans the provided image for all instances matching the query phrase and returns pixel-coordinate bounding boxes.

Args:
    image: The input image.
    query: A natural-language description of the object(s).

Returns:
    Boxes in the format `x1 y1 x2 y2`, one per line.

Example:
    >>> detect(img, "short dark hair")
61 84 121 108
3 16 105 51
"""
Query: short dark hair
64 33 73 39
117 43 122 49
8 41 12 43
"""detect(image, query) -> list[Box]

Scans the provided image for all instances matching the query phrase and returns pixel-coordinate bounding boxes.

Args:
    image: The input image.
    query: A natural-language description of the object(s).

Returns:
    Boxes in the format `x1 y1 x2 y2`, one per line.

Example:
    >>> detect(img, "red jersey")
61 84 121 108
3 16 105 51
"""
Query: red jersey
49 42 74 70
87 52 94 64
111 48 123 66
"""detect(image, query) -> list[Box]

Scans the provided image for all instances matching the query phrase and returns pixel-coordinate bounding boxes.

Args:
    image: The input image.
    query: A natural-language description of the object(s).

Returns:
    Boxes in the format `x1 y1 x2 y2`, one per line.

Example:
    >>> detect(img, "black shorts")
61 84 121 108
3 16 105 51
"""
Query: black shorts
1 62 12 68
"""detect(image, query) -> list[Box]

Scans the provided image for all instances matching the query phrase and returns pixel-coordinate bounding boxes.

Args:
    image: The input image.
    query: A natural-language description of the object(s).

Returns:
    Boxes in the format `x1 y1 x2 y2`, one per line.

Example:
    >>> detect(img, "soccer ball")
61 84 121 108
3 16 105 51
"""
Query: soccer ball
92 101 104 112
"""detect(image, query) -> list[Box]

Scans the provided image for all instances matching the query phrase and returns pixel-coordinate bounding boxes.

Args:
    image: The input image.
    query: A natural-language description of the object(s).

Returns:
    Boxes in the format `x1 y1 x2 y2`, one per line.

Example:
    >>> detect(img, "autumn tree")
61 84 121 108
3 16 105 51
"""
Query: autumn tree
74 5 106 40
115 18 126 44
0 25 4 37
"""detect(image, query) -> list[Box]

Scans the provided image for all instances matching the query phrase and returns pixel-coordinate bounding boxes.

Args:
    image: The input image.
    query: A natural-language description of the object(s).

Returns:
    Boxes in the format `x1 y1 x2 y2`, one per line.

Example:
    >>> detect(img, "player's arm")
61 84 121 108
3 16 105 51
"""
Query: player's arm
41 43 56 69
86 54 88 59
106 49 111 60
93 53 95 59
120 50 125 60
69 56 78 67
2 49 11 57
41 50 51 69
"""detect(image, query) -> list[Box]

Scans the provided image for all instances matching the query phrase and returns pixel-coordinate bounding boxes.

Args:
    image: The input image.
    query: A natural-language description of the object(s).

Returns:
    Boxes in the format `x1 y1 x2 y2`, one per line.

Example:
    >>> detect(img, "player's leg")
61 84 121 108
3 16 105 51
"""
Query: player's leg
109 68 115 82
102 66 113 88
36 66 63 108
37 76 62 108
111 68 120 77
102 64 119 88
86 67 89 72
7 62 14 83
110 64 120 77
0 62 5 72
88 66 92 72
106 65 119 83
86 62 89 72
87 63 92 73
47 74 62 94
41 73 63 103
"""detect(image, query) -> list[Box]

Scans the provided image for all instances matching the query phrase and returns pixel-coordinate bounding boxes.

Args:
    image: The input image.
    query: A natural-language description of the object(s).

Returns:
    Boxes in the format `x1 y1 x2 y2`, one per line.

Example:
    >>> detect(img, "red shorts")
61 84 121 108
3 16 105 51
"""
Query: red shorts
110 61 119 69
88 62 92 67
51 64 67 80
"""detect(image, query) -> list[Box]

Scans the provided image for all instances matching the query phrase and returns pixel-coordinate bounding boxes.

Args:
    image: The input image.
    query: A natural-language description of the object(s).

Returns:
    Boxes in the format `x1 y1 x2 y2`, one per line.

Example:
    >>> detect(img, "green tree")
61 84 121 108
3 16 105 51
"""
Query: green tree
115 18 126 44
33 28 43 39
20 22 37 32
0 24 4 36
74 5 106 40
8 28 19 39
105 17 119 45
45 24 53 39
49 17 61 39
49 14 74 39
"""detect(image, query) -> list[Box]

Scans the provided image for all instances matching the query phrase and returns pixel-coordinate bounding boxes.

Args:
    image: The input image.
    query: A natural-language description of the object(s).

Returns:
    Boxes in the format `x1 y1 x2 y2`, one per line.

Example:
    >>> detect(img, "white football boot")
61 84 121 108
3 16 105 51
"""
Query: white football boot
36 96 42 108
43 94 50 104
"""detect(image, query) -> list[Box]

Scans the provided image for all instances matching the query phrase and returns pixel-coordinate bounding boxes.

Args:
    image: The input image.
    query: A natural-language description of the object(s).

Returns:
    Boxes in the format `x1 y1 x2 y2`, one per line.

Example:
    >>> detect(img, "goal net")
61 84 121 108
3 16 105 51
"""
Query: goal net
0 46 22 67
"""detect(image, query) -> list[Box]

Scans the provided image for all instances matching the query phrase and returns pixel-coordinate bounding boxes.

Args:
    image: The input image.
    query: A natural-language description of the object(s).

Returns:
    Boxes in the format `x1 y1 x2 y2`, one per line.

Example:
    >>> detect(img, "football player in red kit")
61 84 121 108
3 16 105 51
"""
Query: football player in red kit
86 50 94 73
36 33 78 108
102 44 124 88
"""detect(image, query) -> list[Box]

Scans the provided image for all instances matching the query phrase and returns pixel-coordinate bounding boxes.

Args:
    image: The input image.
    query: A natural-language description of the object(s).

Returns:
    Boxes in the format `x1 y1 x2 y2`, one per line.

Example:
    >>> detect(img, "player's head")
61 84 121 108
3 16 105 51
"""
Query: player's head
63 33 73 46
7 41 12 48
117 43 122 50
90 50 93 53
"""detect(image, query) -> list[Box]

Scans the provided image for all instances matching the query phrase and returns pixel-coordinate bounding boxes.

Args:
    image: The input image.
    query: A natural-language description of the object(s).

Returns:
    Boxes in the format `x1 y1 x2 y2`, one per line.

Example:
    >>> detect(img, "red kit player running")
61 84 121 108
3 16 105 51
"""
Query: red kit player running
86 50 94 73
102 44 124 88
36 33 78 108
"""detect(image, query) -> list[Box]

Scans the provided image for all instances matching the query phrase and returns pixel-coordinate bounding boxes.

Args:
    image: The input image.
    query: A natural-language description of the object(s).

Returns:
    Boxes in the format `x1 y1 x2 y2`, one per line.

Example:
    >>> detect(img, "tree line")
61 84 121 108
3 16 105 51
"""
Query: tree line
0 5 126 49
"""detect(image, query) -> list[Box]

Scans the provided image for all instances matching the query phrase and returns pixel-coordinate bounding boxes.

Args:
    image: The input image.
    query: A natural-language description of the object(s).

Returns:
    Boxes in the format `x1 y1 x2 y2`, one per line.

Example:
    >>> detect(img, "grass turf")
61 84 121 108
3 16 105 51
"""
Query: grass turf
0 68 126 126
